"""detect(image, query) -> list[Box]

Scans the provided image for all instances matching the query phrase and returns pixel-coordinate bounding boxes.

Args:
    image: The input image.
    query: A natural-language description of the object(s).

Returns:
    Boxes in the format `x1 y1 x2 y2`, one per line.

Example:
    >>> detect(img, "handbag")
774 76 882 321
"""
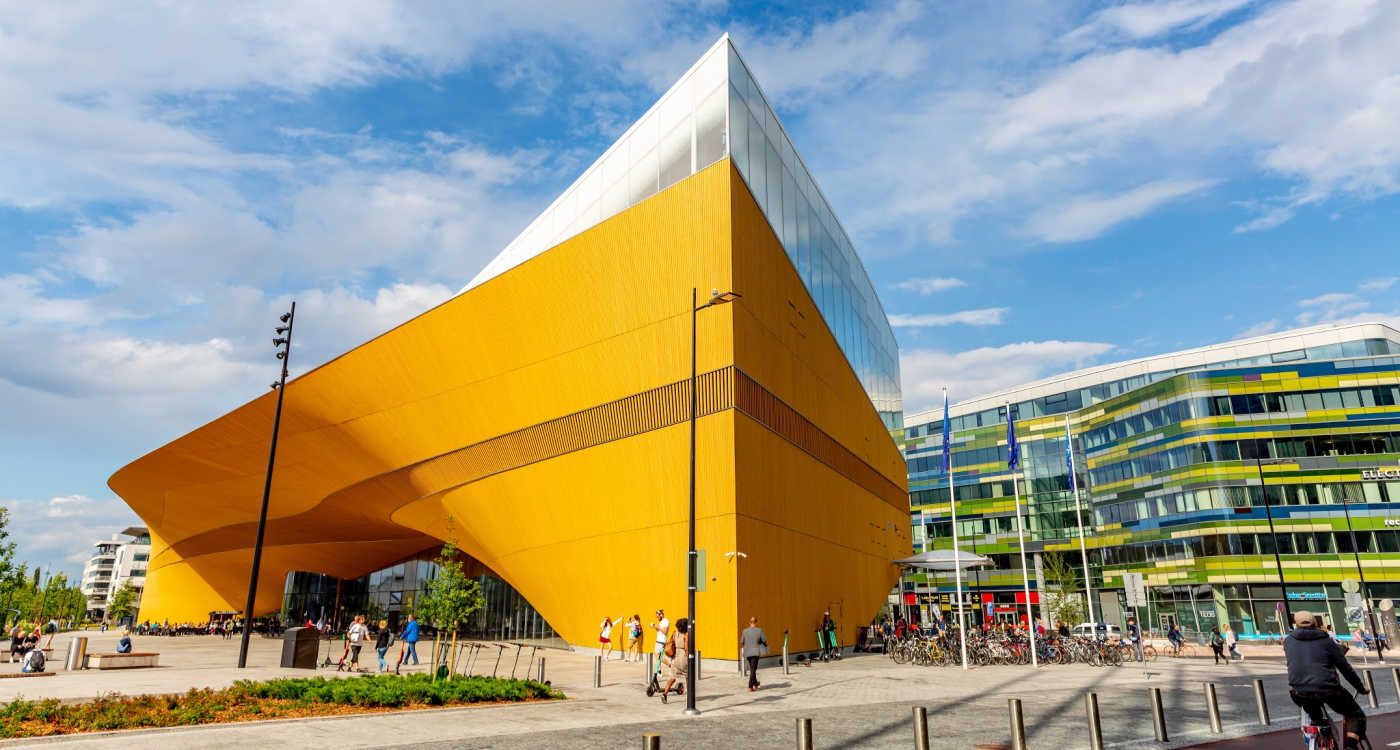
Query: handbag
664 635 677 659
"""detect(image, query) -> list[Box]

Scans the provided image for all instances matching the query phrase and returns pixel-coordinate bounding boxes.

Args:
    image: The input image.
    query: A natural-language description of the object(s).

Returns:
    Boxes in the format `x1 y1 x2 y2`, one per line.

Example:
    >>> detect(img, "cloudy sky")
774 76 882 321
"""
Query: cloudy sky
2 0 1398 578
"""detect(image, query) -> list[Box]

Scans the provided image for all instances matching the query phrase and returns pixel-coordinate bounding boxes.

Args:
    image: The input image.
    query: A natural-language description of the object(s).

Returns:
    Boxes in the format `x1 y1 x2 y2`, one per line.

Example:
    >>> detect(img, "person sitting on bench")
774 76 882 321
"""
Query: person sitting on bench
116 629 133 654
20 645 45 673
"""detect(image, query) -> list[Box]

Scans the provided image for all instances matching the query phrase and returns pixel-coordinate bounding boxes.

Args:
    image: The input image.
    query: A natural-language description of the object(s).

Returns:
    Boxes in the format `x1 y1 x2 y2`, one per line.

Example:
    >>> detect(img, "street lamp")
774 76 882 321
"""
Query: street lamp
238 302 296 668
1253 454 1292 632
1339 490 1385 662
686 287 739 716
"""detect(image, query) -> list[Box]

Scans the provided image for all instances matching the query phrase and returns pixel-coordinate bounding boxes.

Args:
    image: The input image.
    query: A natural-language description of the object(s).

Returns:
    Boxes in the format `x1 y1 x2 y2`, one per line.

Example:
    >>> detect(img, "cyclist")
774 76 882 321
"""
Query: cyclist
1285 610 1368 749
1126 616 1143 662
1167 623 1184 655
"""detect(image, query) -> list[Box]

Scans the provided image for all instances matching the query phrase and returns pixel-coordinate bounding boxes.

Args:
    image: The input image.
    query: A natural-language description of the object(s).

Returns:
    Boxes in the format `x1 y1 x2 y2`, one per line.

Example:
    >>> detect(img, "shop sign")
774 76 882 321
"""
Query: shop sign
1199 609 1216 618
1362 461 1400 481
1286 591 1328 601
1384 520 1400 527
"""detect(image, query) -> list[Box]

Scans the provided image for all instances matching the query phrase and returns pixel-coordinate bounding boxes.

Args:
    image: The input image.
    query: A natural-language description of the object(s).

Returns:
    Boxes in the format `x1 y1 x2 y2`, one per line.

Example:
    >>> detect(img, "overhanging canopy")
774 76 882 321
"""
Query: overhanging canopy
893 549 994 571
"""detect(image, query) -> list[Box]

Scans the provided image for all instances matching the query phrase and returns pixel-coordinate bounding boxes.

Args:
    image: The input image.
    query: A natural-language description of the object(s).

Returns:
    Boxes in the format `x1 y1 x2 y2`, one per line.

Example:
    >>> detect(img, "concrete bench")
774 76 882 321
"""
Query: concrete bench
0 672 55 678
89 652 160 669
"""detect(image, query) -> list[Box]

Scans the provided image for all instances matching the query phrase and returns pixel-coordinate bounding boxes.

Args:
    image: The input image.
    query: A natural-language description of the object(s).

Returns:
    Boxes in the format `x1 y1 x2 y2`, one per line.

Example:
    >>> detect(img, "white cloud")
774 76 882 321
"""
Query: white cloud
901 340 1117 412
1025 179 1215 243
0 496 141 576
888 308 1008 327
1064 0 1254 47
1233 319 1281 339
1360 276 1398 292
892 277 966 295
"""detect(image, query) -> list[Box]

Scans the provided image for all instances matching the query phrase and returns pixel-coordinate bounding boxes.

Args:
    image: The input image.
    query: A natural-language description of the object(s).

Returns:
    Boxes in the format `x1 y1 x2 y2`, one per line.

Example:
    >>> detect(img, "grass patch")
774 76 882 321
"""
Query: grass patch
0 674 563 738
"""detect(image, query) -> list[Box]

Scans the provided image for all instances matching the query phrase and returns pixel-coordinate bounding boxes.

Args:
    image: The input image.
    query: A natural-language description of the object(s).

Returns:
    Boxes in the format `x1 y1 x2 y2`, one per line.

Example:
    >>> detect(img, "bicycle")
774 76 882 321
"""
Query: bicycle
1298 694 1373 750
1166 641 1197 658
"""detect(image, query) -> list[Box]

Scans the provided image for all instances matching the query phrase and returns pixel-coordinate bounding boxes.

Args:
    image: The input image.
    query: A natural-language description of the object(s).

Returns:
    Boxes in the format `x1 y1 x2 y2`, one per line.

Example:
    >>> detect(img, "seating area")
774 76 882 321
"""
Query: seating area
88 652 159 670
0 672 54 678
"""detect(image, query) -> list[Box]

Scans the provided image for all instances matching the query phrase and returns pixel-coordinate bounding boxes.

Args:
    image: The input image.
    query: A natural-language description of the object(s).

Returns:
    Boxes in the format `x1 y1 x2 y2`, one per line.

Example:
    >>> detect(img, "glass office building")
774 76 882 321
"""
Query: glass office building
902 321 1400 637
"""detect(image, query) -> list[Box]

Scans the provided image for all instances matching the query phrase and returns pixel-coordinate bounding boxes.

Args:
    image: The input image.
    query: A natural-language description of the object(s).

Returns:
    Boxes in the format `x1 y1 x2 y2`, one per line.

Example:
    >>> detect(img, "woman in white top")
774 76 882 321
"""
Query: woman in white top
599 615 623 660
346 615 370 672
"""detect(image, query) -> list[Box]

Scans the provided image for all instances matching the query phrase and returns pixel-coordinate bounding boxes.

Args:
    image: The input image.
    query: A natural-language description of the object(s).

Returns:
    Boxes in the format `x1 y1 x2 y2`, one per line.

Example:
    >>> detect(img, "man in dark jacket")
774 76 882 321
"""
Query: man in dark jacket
1285 610 1368 748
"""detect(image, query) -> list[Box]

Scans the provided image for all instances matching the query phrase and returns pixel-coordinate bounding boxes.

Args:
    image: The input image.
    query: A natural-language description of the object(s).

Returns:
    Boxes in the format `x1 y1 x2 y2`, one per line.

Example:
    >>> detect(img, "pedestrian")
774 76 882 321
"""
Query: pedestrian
651 609 670 674
374 620 394 672
1224 622 1242 663
739 616 768 692
1210 626 1226 664
7 625 20 664
346 615 369 672
626 614 643 662
1056 620 1070 638
819 611 837 660
1167 623 1184 655
116 628 133 654
20 643 45 674
598 615 623 660
396 613 420 672
659 618 689 704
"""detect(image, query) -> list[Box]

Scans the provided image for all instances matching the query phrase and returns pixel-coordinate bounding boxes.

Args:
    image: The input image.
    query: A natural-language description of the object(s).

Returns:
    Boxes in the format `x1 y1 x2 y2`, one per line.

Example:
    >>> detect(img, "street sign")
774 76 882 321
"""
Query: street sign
1380 599 1395 612
1344 592 1364 609
1347 607 1364 624
1342 578 1360 594
1123 573 1147 608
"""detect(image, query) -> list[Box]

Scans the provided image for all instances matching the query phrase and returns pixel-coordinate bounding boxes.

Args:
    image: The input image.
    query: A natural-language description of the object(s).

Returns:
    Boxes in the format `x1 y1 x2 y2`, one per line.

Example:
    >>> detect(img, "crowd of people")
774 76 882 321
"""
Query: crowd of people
601 609 780 702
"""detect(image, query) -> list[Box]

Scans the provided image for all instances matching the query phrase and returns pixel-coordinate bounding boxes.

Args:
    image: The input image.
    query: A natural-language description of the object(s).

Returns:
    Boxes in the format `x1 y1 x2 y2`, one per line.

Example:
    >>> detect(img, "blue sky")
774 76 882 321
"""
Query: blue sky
2 0 1398 578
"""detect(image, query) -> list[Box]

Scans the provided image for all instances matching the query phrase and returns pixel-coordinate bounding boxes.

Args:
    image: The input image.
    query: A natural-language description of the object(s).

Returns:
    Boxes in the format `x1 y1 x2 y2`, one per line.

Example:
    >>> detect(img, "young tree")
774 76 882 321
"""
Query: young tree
1042 552 1088 627
417 538 484 676
109 582 138 624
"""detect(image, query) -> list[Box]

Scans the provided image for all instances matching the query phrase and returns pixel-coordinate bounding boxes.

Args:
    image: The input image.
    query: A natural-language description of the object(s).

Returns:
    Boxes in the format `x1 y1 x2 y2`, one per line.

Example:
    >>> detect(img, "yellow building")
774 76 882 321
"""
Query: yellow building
109 37 909 659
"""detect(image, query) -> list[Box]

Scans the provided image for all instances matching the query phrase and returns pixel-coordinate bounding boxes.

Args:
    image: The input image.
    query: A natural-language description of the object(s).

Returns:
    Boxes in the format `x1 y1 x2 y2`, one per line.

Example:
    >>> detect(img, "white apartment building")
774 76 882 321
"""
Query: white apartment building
80 526 150 622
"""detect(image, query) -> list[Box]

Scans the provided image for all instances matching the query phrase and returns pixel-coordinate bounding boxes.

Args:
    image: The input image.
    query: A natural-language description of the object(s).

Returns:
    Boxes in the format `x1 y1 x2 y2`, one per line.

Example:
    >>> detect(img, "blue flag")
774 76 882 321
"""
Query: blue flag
1006 404 1020 470
941 391 952 474
1064 418 1076 490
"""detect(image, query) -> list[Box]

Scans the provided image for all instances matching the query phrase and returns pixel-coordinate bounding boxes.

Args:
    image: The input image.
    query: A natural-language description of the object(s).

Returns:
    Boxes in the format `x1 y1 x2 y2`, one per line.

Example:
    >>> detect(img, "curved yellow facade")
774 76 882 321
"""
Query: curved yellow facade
109 161 910 658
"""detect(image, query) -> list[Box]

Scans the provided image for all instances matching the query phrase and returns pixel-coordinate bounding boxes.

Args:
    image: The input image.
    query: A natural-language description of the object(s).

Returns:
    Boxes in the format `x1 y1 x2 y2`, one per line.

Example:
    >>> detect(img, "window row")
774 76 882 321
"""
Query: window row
1097 529 1400 566
1093 480 1400 526
1089 431 1400 486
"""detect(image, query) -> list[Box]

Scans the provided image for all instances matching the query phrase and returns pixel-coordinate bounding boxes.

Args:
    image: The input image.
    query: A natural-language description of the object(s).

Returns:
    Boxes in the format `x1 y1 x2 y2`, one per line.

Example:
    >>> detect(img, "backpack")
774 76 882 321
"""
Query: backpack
1210 632 1224 647
385 632 397 647
26 649 44 671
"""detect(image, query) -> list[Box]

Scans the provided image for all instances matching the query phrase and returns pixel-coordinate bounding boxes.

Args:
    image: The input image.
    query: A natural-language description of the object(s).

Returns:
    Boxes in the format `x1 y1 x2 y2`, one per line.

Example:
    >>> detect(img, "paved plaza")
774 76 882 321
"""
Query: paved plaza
2 631 1398 748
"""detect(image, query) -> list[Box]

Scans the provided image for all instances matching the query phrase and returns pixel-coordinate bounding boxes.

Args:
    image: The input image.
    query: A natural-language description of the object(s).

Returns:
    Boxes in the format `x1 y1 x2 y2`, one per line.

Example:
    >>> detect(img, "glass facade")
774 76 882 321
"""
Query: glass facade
282 559 563 646
902 326 1400 639
463 36 901 426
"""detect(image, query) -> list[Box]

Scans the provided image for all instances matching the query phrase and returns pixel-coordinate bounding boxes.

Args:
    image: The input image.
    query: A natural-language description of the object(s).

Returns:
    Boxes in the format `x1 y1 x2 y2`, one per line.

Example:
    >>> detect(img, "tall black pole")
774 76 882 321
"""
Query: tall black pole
1339 497 1385 662
1253 454 1291 632
238 301 295 668
685 288 699 715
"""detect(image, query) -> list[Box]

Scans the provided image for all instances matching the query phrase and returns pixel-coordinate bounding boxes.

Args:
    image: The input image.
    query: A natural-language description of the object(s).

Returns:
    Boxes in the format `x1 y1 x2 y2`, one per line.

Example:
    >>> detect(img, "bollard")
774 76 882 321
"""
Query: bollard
913 705 930 750
1364 670 1380 709
783 641 790 675
1008 698 1027 750
1204 682 1222 734
695 650 702 681
537 656 546 683
1150 686 1169 741
647 652 654 680
796 717 813 750
642 732 661 750
594 655 602 688
1252 678 1270 725
64 636 88 671
1085 693 1104 750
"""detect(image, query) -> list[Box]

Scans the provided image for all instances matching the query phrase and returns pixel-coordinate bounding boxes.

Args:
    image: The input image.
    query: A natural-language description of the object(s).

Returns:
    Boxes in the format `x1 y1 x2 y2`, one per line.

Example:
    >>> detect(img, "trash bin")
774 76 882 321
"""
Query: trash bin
280 627 319 669
65 636 88 671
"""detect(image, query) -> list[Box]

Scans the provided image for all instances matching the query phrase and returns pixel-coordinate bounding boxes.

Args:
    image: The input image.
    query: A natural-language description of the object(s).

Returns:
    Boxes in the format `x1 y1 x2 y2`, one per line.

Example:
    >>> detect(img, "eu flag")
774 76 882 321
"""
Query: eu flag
1006 404 1020 470
941 391 952 474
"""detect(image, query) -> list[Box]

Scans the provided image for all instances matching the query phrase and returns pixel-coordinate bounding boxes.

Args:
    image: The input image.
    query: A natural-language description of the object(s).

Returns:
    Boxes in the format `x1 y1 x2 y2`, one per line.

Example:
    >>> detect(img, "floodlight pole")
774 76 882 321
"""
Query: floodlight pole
238 301 295 668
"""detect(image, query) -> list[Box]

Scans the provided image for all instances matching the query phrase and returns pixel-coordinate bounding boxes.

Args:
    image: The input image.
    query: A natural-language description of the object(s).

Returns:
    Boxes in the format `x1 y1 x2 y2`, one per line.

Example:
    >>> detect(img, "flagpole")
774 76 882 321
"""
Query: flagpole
1007 401 1039 668
1065 415 1096 626
943 388 969 670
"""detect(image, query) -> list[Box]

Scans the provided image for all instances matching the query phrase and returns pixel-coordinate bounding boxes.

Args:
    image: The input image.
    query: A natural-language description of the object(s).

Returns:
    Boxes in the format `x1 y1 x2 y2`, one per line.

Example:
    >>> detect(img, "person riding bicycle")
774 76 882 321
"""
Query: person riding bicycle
1167 623 1184 654
1286 610 1368 749
1126 616 1144 662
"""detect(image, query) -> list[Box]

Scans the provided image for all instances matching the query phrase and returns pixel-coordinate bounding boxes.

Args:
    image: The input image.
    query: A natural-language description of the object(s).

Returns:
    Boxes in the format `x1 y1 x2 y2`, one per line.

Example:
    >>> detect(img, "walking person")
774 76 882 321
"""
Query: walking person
1224 622 1242 663
1210 626 1226 664
626 614 643 662
658 618 689 704
374 620 394 672
651 609 670 674
739 617 768 692
819 611 837 660
345 615 369 672
396 613 420 672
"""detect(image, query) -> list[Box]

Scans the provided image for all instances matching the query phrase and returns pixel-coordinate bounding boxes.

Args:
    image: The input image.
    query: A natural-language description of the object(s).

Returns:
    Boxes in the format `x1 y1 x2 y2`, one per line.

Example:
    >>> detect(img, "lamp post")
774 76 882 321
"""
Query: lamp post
238 302 296 668
686 287 739 716
1253 454 1292 632
1339 491 1385 662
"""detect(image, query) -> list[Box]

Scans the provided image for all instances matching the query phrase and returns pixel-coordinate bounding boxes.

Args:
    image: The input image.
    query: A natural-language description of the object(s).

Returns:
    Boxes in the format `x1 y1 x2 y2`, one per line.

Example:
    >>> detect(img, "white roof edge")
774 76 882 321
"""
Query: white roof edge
457 34 735 295
906 320 1400 425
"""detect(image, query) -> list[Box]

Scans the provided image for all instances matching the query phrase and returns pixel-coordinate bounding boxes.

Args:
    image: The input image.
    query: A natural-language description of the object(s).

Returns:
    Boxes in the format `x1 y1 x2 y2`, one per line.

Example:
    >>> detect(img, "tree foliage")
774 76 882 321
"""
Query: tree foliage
1042 552 1088 626
416 539 484 632
108 582 138 623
